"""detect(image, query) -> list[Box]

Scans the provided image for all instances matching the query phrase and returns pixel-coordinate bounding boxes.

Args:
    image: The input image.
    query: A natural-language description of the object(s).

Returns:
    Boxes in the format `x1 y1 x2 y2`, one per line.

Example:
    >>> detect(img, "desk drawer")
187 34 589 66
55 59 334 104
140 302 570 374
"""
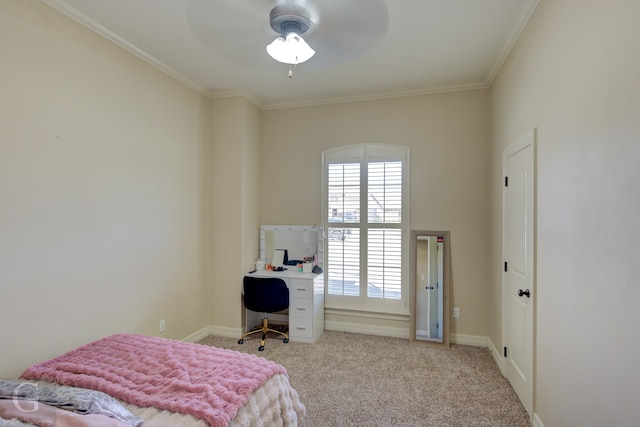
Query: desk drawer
289 317 313 339
289 280 313 299
290 297 313 319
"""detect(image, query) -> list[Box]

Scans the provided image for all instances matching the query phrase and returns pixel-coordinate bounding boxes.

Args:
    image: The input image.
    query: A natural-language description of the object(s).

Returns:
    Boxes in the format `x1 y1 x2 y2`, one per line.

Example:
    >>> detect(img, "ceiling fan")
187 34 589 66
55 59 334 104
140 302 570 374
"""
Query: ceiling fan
186 0 388 75
265 3 317 76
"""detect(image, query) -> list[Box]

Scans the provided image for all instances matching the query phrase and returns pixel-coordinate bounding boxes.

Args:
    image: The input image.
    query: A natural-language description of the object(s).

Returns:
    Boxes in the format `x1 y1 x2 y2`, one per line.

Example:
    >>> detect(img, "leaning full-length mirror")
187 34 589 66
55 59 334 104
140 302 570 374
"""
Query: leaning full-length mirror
410 230 450 346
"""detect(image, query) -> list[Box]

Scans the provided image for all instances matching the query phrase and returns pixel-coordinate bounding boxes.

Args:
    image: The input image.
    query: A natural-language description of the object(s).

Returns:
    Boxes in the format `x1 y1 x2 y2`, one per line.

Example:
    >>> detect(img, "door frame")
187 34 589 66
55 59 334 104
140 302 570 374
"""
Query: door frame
501 128 536 415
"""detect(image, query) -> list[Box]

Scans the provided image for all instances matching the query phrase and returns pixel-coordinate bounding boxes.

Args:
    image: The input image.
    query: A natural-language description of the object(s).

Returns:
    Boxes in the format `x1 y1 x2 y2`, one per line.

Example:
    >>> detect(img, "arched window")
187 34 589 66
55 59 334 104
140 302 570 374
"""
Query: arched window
322 144 409 314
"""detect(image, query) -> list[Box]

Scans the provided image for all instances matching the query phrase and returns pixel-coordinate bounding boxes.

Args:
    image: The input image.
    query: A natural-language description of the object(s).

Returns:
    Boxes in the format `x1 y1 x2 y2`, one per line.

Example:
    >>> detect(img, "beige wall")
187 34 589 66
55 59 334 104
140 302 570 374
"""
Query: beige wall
0 1 211 377
209 97 262 331
490 0 640 425
262 91 492 335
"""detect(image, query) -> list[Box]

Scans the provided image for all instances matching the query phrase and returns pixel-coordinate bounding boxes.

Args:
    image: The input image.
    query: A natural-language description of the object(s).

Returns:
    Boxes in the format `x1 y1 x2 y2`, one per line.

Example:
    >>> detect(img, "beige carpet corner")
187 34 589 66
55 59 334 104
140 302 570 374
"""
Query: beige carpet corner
199 331 530 427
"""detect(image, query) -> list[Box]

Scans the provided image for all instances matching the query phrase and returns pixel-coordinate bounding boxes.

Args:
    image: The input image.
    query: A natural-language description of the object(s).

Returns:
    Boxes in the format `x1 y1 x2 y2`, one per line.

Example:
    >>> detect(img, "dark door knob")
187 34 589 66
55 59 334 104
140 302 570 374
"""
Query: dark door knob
425 286 434 290
518 289 531 298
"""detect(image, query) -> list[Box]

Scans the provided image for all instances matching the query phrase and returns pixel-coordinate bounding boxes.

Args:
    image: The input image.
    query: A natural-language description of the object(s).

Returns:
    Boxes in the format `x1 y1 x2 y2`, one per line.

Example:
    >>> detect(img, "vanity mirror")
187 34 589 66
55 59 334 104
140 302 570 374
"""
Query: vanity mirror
260 225 324 270
410 230 450 346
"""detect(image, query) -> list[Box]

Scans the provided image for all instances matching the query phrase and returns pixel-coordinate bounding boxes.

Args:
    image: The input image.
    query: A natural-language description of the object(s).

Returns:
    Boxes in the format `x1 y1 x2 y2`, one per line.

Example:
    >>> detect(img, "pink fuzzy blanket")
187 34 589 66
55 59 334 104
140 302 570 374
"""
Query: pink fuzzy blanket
20 334 287 427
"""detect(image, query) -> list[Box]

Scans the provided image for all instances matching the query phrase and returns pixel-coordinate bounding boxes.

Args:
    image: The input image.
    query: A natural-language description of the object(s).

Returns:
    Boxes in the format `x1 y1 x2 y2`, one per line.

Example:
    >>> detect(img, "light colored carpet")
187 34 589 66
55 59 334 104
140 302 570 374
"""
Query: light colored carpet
199 331 530 427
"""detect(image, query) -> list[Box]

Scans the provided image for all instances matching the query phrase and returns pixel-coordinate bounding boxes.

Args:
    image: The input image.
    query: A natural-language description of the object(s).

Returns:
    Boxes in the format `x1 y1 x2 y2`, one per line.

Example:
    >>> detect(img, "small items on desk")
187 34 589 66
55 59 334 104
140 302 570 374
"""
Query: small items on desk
255 250 317 274
264 263 286 272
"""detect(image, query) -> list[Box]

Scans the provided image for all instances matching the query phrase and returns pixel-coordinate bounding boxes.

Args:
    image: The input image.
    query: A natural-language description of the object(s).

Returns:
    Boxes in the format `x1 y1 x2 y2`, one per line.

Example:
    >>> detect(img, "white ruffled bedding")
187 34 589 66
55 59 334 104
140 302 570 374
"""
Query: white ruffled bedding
122 373 303 427
1 373 304 426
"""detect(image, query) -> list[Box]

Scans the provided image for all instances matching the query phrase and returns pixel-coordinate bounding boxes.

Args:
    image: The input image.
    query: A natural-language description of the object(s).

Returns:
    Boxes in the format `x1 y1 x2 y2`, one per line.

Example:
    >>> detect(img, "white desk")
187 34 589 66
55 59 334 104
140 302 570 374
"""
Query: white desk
245 269 324 343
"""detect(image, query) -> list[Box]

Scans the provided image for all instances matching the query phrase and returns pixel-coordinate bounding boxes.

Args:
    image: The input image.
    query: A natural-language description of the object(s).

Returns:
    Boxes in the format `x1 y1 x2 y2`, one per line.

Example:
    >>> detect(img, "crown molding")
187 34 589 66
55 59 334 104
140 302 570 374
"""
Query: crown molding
257 81 490 110
42 0 209 96
485 0 541 86
207 89 263 109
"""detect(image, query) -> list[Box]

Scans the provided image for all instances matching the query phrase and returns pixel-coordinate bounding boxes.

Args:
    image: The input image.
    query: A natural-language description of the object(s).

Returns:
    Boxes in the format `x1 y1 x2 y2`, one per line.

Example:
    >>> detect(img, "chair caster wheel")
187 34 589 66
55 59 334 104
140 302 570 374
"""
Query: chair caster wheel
283 338 289 344
238 339 244 345
258 346 265 351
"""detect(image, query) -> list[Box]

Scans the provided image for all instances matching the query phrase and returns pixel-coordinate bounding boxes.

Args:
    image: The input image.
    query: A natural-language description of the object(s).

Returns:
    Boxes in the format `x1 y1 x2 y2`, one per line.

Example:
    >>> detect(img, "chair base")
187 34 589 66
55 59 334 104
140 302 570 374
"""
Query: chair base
238 317 289 351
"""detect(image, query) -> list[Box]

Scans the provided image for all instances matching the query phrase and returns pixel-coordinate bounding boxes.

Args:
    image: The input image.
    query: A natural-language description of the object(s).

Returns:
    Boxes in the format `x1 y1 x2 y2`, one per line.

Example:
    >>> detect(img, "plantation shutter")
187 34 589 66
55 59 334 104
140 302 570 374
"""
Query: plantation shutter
327 163 361 296
323 145 408 313
367 160 403 299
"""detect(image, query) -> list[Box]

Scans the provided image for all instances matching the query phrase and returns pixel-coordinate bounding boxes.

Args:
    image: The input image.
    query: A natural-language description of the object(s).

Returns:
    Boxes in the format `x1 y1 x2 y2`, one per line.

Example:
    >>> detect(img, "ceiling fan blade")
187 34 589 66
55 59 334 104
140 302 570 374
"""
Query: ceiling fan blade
187 0 276 67
304 0 388 68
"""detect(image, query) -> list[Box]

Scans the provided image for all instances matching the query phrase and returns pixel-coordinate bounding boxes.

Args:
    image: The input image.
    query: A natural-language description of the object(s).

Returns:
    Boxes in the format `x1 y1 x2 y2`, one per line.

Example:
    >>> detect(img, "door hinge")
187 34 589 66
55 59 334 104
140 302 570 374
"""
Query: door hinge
504 347 508 357
505 176 508 187
504 261 508 272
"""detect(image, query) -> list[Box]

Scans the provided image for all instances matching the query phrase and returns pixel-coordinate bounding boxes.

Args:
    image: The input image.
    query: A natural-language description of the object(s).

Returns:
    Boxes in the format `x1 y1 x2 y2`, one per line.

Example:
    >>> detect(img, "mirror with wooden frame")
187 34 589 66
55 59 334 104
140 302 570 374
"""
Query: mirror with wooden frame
410 230 450 346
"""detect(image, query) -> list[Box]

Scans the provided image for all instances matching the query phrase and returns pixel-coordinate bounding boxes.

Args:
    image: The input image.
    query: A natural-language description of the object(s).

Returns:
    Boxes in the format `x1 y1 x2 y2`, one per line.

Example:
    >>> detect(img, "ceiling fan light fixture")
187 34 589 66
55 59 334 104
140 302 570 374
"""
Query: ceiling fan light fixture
266 31 315 65
266 4 315 71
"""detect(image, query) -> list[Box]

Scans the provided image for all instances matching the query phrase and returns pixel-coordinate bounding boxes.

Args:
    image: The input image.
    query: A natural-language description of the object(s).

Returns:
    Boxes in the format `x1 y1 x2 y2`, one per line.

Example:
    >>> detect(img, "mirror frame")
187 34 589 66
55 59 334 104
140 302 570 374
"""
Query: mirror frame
410 230 450 347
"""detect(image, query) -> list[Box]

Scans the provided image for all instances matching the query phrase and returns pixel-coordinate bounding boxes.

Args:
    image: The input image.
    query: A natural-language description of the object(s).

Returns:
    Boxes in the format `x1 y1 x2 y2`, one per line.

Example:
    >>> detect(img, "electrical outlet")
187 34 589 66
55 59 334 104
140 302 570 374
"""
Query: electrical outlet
159 319 166 332
453 307 460 318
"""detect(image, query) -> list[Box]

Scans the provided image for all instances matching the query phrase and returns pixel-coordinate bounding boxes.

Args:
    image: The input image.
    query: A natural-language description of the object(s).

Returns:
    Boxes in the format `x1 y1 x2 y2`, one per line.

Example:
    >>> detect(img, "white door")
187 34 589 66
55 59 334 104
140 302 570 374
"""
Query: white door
503 130 535 416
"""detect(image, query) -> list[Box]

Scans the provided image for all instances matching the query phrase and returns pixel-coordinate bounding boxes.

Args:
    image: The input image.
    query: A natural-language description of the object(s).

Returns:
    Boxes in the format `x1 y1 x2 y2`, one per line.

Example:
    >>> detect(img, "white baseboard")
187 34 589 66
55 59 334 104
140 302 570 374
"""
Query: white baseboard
486 337 506 375
200 323 499 353
450 333 488 347
182 327 211 343
532 413 544 427
183 326 242 343
200 323 504 373
209 325 243 339
201 320 499 349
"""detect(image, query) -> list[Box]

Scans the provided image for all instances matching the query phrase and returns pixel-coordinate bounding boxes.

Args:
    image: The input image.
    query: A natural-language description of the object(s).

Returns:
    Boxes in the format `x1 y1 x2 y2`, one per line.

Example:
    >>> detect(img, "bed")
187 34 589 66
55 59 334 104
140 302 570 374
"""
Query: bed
0 334 305 426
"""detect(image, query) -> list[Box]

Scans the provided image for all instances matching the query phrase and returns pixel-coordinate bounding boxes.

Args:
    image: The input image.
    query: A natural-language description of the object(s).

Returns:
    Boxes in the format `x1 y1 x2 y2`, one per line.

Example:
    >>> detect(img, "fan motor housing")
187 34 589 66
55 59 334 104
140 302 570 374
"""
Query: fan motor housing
269 4 313 36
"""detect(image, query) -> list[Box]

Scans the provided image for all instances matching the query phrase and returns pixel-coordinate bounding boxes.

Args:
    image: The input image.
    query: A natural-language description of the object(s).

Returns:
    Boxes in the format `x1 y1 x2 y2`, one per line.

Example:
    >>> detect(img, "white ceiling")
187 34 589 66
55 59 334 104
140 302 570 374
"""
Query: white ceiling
43 0 539 109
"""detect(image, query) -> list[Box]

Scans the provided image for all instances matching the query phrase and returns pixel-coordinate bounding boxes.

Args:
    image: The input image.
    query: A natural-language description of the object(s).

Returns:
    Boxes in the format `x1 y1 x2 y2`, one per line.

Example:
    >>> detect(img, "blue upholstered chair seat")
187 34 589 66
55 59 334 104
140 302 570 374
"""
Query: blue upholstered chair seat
238 276 290 351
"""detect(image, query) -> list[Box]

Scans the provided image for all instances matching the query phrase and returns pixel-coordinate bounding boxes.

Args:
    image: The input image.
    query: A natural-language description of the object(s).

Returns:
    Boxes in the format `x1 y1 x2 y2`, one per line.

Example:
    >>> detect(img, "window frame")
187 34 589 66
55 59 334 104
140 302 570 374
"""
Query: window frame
322 144 410 315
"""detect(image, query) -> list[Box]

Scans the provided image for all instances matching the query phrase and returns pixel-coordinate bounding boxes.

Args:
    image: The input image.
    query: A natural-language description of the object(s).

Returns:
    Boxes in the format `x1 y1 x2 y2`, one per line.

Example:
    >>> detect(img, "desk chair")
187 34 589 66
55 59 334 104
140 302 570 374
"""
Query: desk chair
238 276 289 351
